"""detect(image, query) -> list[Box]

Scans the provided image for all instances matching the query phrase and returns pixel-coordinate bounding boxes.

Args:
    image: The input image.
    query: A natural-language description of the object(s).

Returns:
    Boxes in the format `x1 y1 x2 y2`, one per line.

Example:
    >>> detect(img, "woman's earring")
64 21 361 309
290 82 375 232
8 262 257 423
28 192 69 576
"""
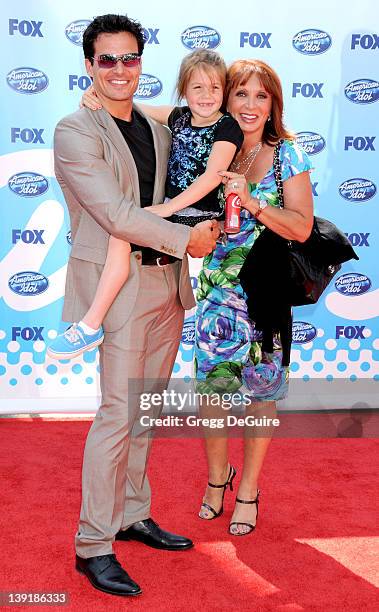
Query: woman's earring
267 115 271 122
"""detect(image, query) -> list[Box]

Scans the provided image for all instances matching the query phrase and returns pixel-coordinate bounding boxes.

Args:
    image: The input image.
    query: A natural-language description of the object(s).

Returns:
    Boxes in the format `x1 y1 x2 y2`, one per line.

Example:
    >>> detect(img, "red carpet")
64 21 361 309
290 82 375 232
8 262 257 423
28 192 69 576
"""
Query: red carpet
0 420 377 611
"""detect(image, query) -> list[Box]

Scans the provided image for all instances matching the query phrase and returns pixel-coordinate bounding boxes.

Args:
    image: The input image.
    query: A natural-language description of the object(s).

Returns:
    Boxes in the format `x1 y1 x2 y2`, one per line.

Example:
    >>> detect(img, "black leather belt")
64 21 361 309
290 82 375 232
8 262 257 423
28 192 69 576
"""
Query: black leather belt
141 252 178 266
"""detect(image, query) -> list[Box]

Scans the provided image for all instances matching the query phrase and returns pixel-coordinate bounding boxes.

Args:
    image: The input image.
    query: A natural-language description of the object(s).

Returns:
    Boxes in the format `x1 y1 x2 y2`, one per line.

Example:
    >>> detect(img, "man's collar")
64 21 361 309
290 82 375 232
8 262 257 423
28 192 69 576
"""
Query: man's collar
87 102 150 129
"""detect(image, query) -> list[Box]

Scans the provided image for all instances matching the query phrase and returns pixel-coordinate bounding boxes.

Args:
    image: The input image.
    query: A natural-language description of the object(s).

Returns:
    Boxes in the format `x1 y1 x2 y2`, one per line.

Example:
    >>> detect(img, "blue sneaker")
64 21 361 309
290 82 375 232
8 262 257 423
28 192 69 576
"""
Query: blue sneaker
46 323 104 360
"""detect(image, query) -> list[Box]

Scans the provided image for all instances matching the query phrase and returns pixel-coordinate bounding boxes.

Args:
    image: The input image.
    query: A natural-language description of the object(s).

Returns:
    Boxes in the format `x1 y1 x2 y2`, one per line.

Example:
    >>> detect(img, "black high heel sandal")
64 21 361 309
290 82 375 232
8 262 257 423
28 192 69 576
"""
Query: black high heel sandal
199 465 237 520
229 490 260 535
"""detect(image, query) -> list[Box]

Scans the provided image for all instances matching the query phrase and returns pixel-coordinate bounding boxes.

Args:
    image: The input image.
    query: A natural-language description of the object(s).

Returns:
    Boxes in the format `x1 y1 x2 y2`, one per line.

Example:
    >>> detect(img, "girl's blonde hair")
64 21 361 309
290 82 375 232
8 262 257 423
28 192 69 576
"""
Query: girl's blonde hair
176 49 227 102
225 59 295 145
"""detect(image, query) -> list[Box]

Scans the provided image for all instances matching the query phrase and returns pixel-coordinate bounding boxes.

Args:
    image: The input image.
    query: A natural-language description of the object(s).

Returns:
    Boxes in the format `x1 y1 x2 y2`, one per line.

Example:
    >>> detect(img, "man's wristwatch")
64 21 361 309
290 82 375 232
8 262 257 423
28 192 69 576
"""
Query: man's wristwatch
254 198 268 220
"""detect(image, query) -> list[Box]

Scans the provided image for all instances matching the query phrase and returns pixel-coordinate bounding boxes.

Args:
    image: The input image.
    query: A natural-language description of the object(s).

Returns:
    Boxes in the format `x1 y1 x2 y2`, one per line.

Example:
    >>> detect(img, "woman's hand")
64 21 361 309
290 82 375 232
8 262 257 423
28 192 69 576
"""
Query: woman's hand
218 171 252 208
80 85 102 110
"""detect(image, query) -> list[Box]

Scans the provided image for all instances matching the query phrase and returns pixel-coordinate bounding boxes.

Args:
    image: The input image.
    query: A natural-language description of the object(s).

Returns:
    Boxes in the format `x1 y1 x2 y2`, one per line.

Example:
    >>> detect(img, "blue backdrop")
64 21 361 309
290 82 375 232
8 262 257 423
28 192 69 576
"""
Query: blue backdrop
1 0 378 412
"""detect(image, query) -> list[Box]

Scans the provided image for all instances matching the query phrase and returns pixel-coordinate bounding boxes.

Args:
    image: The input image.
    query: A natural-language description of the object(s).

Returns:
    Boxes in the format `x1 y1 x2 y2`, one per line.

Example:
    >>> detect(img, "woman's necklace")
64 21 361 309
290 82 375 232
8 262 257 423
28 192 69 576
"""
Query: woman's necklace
231 142 262 175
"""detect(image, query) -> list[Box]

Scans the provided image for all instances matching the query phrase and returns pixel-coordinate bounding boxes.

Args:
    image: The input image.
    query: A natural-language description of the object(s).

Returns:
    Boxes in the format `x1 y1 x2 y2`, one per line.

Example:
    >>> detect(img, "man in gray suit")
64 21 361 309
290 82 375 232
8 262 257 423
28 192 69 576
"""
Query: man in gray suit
54 14 219 597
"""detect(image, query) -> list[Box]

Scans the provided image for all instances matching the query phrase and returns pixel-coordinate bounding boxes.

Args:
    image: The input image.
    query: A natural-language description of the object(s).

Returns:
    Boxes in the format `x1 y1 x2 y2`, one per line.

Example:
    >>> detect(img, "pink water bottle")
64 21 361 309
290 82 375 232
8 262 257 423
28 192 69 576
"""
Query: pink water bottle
224 193 241 233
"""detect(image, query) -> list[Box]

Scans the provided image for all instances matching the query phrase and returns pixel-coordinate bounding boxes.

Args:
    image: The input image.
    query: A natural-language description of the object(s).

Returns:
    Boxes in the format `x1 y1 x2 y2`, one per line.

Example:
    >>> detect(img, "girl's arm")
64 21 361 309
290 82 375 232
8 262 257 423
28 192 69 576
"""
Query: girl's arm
80 86 174 125
147 141 238 217
136 104 174 125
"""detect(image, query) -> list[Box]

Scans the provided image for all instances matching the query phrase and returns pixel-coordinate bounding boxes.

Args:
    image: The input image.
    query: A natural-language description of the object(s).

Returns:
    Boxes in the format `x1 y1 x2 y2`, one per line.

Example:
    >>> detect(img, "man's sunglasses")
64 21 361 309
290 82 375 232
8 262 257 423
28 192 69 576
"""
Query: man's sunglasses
92 53 141 69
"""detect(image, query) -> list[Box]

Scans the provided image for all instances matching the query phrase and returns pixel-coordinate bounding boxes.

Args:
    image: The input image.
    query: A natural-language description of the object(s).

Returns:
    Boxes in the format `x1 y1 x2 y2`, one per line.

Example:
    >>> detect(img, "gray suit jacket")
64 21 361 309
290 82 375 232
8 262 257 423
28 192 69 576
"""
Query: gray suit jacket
54 106 195 332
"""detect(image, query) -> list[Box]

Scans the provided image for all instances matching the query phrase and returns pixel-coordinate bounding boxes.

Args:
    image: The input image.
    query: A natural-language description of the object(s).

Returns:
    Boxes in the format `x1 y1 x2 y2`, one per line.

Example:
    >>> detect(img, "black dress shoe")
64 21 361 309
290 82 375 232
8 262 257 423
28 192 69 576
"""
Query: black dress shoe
116 518 194 551
75 554 141 597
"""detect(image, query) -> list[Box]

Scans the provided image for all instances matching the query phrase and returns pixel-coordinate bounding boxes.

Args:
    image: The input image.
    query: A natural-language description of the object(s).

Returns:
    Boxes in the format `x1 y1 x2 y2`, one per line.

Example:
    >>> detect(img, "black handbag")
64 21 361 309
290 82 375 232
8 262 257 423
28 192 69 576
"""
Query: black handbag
238 140 359 366
268 139 359 306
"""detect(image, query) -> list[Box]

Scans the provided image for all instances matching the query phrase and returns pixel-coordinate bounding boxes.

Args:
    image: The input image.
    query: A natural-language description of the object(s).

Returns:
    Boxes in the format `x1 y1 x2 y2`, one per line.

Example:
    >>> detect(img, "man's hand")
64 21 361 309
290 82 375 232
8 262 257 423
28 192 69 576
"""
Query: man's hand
186 219 220 258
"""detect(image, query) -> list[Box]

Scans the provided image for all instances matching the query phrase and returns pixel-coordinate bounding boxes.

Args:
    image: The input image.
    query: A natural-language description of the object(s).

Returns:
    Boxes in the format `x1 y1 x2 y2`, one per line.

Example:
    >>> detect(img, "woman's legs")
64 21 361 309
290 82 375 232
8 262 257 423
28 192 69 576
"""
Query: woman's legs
198 399 231 519
229 400 276 534
82 237 131 329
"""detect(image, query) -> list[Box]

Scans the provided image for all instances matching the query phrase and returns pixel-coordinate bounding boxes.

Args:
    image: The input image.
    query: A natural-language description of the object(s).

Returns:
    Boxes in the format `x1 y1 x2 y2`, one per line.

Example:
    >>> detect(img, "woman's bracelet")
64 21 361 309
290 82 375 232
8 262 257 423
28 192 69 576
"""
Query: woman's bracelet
247 197 261 216
253 195 268 219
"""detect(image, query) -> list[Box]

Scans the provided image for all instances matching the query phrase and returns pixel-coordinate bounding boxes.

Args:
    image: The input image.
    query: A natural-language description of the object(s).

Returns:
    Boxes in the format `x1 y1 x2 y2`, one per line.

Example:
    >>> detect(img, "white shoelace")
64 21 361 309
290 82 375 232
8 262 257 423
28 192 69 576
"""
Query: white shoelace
64 324 85 344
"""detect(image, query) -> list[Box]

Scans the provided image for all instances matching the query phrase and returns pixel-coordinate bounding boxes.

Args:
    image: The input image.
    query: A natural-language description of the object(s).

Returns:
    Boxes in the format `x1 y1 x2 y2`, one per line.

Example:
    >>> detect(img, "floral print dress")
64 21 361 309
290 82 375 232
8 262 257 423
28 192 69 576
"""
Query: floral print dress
194 140 312 401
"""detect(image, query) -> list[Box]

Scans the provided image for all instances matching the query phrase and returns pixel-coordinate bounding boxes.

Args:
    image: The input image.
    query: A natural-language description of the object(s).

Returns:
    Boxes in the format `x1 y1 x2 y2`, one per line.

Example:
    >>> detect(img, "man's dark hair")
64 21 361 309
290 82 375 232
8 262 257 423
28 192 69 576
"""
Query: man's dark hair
83 14 145 61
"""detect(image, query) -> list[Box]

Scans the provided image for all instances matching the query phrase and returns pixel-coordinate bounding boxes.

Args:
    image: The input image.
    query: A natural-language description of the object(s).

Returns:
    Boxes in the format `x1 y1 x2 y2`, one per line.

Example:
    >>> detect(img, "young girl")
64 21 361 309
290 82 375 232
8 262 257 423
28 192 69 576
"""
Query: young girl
47 49 243 359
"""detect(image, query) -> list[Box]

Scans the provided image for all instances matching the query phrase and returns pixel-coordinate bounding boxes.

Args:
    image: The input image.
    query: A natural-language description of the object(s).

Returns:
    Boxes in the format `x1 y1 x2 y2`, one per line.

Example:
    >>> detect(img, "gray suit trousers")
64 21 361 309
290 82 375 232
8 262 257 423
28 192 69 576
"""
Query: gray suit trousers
75 261 184 558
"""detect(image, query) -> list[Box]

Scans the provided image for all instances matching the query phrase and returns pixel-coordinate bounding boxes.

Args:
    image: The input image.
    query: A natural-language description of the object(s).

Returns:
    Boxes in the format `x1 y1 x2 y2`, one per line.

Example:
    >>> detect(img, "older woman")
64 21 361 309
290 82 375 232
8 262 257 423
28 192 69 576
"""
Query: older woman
196 59 314 535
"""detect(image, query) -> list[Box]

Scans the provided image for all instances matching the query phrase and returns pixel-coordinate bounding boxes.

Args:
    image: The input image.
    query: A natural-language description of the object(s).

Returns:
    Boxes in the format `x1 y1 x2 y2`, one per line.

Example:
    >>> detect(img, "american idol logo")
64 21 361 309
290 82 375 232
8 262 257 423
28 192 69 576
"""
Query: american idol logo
344 79 379 104
292 321 317 344
65 20 91 46
8 271 49 296
181 25 221 50
292 29 332 55
7 67 49 94
8 172 49 198
182 318 195 345
335 273 371 296
296 132 326 155
135 74 162 99
339 178 376 203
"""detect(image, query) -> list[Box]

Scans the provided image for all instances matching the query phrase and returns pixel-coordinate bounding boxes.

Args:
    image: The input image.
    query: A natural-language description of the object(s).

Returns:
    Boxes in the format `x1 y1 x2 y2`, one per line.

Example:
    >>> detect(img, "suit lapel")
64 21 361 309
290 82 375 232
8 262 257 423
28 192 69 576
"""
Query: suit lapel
90 108 141 205
90 105 167 206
